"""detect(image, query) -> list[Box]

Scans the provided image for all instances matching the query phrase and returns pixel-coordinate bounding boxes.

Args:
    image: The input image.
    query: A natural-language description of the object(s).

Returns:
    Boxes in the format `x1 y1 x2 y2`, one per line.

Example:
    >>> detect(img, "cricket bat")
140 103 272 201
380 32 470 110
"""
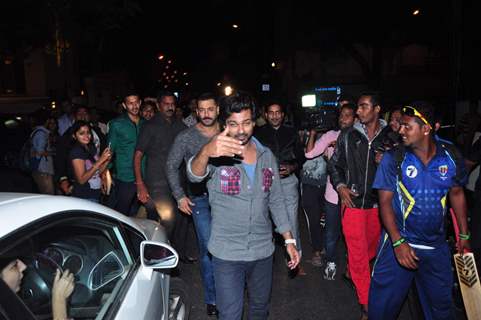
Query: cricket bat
450 209 481 319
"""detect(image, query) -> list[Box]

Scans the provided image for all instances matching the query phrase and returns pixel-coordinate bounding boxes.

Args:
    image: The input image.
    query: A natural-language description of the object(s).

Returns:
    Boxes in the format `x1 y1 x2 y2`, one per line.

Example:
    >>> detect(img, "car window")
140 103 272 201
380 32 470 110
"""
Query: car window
1 213 137 320
122 225 145 260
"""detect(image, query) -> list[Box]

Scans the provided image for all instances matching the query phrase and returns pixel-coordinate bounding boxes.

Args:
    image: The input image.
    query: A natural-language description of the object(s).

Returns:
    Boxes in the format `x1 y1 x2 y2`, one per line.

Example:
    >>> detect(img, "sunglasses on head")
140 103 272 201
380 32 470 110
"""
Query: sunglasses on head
402 106 432 128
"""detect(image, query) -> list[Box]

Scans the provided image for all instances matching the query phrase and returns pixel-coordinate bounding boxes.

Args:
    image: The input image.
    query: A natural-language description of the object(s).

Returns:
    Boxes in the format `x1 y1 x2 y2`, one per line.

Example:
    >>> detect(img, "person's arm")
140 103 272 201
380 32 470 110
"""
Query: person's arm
71 148 111 185
327 130 356 207
133 150 150 203
166 135 195 214
31 130 49 157
134 124 154 203
378 190 419 269
450 187 471 254
305 129 317 154
305 130 336 159
51 269 74 320
266 154 300 269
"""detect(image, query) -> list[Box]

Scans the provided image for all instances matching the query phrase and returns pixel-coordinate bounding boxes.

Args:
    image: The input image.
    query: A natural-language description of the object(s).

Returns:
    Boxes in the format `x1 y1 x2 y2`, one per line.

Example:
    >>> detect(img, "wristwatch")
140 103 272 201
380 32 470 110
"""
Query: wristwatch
284 239 297 246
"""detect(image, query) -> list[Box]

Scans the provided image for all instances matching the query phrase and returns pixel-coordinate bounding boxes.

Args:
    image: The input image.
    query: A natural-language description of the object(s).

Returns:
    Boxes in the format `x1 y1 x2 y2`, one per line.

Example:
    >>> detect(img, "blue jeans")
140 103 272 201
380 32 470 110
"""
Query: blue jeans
213 255 273 320
191 195 216 305
324 201 341 263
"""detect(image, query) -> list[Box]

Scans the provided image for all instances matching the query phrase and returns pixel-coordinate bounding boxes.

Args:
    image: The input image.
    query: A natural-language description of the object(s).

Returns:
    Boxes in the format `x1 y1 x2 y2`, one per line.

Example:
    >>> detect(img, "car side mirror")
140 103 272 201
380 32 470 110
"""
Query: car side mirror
140 241 178 269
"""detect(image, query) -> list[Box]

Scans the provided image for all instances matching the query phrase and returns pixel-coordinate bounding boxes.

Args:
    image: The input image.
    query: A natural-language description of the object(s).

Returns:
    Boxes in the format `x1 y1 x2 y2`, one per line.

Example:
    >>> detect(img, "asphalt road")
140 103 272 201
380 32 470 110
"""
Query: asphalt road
176 215 467 320
1 171 467 320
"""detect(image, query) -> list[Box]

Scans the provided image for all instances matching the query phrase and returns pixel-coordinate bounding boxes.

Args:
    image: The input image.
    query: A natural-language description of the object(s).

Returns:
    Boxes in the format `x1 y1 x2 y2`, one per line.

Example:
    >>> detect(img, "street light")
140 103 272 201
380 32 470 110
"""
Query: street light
271 62 276 68
224 86 233 96
232 24 239 29
158 54 164 60
412 9 420 16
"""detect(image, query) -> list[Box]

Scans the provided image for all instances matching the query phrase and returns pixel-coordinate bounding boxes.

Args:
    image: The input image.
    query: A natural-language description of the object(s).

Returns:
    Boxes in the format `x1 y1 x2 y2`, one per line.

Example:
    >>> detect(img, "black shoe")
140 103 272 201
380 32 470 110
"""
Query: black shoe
206 304 218 316
180 255 198 264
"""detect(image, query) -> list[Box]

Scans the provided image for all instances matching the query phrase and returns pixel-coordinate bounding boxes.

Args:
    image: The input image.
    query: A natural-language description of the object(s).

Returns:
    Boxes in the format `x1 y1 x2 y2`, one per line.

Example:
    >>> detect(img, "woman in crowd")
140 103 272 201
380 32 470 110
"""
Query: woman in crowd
69 121 112 202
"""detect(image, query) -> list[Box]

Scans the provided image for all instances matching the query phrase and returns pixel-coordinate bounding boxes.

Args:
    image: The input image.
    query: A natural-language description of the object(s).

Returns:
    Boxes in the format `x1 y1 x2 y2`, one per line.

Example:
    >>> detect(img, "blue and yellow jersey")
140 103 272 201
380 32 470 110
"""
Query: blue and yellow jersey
373 142 467 248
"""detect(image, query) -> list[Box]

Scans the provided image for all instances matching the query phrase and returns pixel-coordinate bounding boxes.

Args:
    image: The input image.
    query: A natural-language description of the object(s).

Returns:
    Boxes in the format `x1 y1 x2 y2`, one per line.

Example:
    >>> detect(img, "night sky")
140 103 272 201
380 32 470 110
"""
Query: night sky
1 0 480 99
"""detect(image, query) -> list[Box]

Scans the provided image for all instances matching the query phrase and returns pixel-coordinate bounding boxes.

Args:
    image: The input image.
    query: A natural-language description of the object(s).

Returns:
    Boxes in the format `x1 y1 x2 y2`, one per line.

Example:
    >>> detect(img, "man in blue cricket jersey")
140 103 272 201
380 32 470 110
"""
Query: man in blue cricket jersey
369 101 470 320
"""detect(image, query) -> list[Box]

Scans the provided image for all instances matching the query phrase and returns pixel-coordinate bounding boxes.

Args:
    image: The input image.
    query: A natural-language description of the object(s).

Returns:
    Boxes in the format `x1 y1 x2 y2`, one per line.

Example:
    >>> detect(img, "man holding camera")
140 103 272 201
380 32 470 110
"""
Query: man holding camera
328 93 390 319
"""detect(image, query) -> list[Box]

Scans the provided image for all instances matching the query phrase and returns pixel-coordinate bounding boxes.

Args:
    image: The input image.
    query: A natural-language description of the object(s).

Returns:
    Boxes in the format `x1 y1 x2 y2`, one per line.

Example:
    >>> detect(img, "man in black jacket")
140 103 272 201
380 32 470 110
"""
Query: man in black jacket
255 101 305 273
328 92 390 319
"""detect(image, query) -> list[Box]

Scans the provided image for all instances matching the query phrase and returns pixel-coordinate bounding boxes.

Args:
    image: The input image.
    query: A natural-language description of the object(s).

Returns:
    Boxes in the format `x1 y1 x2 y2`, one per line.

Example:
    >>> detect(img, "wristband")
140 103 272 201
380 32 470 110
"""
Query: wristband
392 237 406 248
284 239 297 246
459 232 471 240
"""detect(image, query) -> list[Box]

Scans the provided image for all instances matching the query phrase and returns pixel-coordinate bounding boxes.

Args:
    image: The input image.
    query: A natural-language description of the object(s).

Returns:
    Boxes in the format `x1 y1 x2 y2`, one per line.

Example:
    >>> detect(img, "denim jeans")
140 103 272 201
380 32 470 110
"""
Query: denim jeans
301 183 325 252
191 195 216 305
324 201 341 262
213 255 273 320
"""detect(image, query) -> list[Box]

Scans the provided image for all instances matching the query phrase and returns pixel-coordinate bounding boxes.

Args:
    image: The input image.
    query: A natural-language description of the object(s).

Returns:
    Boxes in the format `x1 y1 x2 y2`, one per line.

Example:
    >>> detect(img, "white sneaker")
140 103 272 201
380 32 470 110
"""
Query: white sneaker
324 262 336 280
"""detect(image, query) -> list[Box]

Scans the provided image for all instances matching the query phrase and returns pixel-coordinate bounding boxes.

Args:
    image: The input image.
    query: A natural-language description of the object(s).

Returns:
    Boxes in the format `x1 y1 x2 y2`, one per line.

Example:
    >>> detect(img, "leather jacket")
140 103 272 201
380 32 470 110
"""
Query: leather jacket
328 120 391 209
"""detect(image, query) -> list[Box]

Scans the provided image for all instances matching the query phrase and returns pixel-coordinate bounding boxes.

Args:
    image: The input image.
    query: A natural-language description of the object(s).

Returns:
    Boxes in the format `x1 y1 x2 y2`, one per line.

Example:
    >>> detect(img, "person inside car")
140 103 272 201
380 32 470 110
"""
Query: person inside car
0 257 75 320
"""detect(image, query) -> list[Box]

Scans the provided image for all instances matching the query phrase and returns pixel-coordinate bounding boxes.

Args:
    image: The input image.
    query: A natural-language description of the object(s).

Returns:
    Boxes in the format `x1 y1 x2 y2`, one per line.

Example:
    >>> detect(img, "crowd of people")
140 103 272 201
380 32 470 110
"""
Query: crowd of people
7 88 481 320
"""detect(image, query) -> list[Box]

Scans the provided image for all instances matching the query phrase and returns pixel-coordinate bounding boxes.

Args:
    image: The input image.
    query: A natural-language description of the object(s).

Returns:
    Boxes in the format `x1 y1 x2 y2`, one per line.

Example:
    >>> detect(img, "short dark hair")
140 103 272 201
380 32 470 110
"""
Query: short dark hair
340 102 356 115
157 91 176 102
72 104 89 115
197 92 217 104
123 89 140 101
219 91 257 124
359 92 382 108
264 99 285 113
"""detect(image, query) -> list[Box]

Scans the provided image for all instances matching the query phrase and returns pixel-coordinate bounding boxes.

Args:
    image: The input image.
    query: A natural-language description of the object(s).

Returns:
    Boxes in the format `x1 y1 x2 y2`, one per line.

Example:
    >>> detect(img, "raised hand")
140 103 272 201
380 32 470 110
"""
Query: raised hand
203 127 244 158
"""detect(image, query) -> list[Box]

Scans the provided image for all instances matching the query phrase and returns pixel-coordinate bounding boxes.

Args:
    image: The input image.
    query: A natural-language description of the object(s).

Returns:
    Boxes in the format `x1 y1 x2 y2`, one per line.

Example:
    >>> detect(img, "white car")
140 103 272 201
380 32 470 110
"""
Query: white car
0 193 190 320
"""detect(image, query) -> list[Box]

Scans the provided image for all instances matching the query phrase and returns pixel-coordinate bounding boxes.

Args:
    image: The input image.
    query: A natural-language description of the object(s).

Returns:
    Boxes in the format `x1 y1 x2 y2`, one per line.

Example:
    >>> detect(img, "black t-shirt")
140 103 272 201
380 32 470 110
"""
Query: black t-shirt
69 144 101 200
136 114 186 188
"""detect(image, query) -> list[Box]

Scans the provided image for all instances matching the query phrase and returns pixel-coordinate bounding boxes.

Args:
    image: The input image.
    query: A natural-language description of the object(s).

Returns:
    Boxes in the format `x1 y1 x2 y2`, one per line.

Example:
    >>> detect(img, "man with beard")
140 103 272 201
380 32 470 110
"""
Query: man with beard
328 93 390 319
166 92 220 316
108 91 144 215
187 91 300 320
134 91 187 243
369 103 469 319
254 101 306 275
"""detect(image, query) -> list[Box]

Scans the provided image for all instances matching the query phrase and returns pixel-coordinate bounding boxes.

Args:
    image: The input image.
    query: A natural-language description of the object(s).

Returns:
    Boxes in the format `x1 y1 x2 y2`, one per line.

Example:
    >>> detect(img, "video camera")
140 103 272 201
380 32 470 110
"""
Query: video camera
299 86 341 131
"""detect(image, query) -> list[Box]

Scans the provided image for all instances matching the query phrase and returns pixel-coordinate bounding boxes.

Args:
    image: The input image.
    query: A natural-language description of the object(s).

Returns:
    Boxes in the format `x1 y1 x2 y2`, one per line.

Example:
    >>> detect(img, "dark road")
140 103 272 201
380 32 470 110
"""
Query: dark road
177 217 434 320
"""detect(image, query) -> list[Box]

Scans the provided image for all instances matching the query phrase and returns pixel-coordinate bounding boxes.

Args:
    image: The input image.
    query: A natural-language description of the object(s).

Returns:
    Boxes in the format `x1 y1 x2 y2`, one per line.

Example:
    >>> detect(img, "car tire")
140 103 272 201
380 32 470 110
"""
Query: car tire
169 278 191 320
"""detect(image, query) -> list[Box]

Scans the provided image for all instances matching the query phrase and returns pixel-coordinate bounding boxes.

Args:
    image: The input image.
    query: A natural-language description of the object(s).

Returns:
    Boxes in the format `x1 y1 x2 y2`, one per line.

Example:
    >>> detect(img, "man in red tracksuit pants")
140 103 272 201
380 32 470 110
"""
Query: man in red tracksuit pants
328 92 392 319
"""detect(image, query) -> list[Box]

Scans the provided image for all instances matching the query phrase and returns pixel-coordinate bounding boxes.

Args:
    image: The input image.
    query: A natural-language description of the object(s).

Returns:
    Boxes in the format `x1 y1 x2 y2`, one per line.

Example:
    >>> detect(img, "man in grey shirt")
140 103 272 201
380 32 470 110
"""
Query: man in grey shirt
166 92 220 317
187 91 300 320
